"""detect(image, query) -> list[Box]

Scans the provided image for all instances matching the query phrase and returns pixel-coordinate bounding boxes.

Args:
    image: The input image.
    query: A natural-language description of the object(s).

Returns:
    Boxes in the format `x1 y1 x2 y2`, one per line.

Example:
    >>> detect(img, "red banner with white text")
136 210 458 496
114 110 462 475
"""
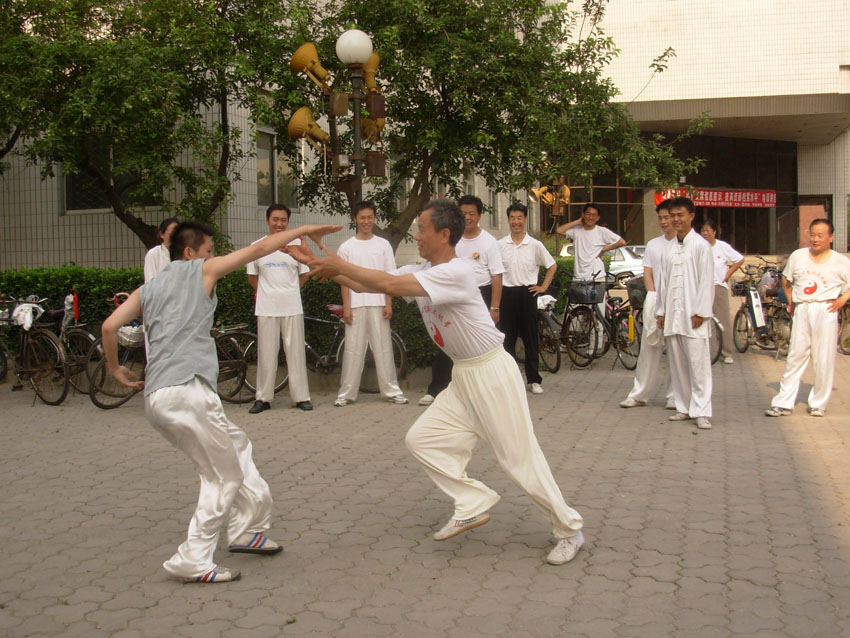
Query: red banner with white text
654 188 777 208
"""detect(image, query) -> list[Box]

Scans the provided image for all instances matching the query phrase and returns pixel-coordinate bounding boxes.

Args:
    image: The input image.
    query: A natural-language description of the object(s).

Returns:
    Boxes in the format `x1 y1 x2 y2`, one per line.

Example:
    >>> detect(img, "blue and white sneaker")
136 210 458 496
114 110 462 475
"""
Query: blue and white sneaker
182 565 241 583
228 532 283 555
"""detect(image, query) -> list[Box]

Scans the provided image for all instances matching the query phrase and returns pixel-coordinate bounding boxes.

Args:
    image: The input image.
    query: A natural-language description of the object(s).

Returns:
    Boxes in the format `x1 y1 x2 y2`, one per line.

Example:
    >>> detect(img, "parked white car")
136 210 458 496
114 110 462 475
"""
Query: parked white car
559 244 643 287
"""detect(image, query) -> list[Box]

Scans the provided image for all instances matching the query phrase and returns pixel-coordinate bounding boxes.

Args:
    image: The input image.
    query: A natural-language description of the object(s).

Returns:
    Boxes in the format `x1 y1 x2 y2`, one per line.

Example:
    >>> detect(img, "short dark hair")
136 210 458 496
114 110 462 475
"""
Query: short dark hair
457 195 483 214
169 221 215 261
352 200 377 219
670 196 695 214
422 199 464 246
506 202 527 217
655 199 672 213
583 203 600 214
158 217 180 235
701 218 719 234
266 204 291 220
810 218 834 234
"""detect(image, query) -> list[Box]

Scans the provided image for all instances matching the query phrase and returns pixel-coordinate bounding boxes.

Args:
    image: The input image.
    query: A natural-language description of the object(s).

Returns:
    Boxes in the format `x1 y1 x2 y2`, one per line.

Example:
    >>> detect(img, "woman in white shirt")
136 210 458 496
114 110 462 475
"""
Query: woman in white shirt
143 218 180 283
700 219 744 363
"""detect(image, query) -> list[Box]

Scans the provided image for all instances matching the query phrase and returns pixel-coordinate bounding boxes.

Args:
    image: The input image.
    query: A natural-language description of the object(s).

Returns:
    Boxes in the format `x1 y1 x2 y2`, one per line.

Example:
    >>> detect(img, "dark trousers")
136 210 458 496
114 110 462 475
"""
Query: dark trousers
500 285 542 385
426 285 492 397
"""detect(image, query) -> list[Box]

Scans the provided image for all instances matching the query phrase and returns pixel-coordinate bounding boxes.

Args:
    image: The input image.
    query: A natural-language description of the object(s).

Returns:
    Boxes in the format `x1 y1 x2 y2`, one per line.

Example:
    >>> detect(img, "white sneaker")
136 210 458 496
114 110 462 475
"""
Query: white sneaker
808 407 825 417
433 513 490 540
722 356 734 364
619 398 645 408
665 398 677 410
668 412 690 421
546 531 584 565
529 383 544 395
388 394 409 404
696 417 712 429
334 398 352 407
418 394 435 406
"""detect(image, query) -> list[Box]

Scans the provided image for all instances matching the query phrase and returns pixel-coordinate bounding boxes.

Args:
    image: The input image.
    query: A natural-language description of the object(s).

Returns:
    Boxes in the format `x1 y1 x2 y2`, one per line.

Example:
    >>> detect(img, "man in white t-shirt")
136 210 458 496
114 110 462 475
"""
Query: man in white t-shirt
766 219 850 417
700 219 744 364
335 201 407 406
420 194 505 406
620 200 676 409
287 199 584 566
557 203 625 283
246 204 313 413
498 203 557 395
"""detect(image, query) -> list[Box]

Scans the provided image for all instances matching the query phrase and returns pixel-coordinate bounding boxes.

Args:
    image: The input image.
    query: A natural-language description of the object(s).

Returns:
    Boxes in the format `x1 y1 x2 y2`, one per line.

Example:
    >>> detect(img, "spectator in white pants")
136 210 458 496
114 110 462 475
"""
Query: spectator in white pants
620 200 676 409
246 204 313 413
336 201 407 406
656 196 715 430
766 219 850 418
288 199 584 566
101 220 339 583
700 218 744 364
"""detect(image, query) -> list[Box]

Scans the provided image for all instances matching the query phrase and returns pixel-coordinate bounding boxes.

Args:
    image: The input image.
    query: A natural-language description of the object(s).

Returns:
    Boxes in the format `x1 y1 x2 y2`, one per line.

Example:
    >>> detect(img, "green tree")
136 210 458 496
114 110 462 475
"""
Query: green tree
3 0 297 248
285 0 708 249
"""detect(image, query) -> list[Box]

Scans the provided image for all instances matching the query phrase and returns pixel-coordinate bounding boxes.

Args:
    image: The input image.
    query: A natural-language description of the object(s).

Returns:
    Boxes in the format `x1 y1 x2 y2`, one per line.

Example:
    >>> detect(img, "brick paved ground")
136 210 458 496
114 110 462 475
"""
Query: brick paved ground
1 345 849 637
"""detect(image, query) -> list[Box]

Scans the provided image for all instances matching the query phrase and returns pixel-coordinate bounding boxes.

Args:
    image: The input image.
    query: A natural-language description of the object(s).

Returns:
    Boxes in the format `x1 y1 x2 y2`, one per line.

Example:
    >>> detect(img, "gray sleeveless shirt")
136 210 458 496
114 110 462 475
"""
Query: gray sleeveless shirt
139 259 218 395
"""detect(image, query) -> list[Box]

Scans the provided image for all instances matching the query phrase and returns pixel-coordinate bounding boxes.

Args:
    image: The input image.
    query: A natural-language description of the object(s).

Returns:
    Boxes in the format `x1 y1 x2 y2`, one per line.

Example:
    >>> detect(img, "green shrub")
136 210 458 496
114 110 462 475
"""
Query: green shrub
0 257 601 371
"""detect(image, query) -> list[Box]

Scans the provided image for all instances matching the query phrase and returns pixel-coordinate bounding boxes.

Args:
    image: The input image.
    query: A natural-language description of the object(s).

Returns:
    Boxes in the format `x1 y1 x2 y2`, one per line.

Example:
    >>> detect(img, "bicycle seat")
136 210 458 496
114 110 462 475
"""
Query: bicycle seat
327 304 344 317
43 308 65 322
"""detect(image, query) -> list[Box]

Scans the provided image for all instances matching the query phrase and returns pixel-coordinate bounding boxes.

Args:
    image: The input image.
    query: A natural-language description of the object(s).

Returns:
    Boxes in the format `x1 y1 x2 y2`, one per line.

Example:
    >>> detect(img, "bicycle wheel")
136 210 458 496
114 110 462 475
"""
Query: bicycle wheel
709 318 723 365
733 307 751 353
89 350 144 409
354 331 407 394
772 307 792 357
838 309 850 355
537 312 561 374
615 311 640 370
64 328 96 393
24 329 70 405
238 332 288 395
562 306 597 368
215 333 249 403
0 345 7 382
513 336 526 364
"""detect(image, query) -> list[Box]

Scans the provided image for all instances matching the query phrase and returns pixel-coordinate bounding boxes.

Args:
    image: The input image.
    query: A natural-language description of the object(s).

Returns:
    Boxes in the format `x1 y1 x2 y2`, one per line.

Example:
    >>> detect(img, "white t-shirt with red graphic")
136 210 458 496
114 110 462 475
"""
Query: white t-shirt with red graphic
456 230 505 288
783 248 850 303
396 258 505 360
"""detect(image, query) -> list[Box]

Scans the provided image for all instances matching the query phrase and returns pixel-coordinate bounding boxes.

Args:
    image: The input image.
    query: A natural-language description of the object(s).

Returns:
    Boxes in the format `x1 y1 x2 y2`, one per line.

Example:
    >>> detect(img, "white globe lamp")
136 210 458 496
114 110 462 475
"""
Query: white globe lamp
336 29 373 66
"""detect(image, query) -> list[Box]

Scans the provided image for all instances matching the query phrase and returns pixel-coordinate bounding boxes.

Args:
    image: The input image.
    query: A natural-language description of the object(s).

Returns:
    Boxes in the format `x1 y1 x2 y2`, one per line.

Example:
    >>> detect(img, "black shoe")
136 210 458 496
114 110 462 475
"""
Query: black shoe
249 401 270 414
295 400 313 411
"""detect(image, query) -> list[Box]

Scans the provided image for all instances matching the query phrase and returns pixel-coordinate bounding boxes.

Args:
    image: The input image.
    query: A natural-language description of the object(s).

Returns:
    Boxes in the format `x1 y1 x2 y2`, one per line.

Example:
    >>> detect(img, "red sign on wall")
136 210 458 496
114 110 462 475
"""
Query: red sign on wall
654 188 777 208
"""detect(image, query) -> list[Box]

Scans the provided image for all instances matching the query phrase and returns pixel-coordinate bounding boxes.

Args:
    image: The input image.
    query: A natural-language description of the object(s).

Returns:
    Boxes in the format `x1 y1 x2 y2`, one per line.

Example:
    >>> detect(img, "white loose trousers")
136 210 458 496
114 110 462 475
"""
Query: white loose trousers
405 347 583 539
627 292 673 404
666 334 713 417
256 315 310 404
338 306 402 401
145 377 273 579
771 302 838 410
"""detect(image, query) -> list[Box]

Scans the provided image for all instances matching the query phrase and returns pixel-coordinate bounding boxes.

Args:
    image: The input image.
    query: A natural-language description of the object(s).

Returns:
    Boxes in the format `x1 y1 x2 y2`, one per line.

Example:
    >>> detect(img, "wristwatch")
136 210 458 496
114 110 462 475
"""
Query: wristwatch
490 307 500 311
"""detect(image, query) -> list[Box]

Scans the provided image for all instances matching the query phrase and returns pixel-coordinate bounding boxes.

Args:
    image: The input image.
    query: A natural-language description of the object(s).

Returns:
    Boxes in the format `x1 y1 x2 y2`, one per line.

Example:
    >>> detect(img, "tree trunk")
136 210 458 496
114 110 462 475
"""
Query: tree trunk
382 154 432 251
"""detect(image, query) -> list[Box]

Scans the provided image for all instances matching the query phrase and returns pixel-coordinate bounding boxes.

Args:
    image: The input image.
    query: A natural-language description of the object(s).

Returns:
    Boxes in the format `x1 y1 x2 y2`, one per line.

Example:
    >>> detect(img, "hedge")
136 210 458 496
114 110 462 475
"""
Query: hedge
0 257 587 371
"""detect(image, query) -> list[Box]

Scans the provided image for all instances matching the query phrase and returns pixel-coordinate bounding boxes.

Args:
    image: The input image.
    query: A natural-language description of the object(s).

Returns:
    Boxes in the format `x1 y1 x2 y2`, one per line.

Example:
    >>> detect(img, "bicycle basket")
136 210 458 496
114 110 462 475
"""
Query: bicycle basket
626 276 646 309
118 325 145 349
731 281 748 297
568 282 602 304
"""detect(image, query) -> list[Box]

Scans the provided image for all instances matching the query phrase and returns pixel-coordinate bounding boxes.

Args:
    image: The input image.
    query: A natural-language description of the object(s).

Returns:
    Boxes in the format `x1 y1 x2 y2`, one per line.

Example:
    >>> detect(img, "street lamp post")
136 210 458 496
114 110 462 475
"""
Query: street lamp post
289 29 386 211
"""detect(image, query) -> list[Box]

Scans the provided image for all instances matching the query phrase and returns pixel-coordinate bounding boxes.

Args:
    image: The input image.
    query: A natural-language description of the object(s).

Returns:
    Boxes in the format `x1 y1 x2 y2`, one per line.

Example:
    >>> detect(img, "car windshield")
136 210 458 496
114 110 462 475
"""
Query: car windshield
603 247 640 259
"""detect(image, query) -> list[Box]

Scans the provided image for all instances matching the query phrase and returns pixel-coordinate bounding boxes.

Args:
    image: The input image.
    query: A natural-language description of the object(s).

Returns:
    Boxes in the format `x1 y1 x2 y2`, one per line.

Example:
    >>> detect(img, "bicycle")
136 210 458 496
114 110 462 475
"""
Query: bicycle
88 294 250 408
732 261 791 358
38 287 99 394
234 304 408 396
556 279 641 370
839 304 850 355
0 294 71 405
512 294 562 374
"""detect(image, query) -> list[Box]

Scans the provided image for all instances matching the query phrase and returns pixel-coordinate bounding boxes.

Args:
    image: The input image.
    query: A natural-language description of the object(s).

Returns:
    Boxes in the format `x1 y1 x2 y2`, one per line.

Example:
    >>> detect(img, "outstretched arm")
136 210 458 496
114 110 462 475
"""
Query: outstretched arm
101 289 145 390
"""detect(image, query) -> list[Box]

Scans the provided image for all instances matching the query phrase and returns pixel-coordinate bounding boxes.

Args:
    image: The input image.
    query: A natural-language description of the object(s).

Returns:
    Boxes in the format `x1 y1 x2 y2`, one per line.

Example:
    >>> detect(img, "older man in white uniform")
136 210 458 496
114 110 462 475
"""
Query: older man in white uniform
289 199 584 566
766 218 850 417
656 196 715 430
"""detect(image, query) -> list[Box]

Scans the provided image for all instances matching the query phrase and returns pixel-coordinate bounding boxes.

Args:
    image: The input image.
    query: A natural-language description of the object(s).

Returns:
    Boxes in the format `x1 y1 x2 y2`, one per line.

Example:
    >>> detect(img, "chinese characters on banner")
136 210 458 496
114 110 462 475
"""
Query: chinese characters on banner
653 188 777 208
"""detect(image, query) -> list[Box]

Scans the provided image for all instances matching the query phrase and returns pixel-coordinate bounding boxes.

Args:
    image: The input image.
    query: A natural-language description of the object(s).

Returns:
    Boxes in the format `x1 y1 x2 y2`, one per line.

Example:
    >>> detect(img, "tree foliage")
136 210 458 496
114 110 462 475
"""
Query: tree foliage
2 0 297 248
285 0 708 249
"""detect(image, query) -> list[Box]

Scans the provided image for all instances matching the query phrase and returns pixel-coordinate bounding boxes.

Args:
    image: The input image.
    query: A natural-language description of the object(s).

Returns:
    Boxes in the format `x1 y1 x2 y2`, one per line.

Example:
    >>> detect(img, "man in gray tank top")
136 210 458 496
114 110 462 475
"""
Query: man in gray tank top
101 220 340 583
